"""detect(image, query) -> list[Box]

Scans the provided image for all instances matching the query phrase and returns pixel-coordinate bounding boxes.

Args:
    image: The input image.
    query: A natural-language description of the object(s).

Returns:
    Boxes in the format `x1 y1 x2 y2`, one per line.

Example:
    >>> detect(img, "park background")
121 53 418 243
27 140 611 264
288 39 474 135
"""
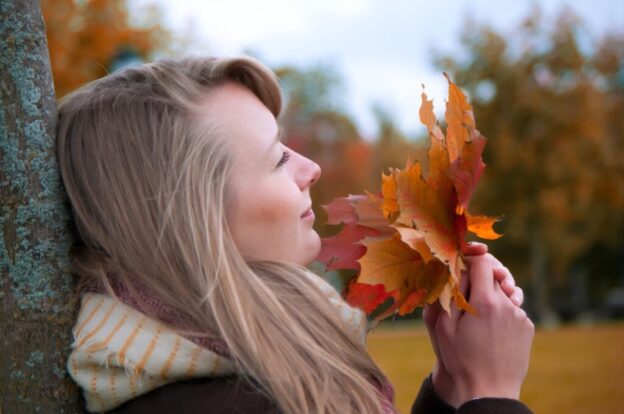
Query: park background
15 0 624 412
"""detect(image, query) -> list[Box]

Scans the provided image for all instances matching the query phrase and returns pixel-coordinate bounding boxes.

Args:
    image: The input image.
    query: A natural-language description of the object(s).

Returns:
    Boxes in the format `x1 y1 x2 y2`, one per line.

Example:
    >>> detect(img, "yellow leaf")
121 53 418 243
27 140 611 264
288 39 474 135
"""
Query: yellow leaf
358 234 425 299
381 171 399 220
444 73 475 163
394 163 460 267
393 226 434 263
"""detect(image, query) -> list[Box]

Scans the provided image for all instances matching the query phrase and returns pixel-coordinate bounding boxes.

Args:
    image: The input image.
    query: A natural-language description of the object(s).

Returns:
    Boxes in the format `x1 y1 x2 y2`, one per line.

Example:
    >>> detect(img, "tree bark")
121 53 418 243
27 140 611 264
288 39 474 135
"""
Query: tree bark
1 0 80 411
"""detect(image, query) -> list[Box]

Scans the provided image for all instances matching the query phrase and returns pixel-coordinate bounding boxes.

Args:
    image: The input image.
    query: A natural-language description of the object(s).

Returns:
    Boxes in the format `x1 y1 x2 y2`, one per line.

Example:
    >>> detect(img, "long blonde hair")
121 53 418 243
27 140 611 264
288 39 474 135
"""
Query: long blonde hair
56 56 391 413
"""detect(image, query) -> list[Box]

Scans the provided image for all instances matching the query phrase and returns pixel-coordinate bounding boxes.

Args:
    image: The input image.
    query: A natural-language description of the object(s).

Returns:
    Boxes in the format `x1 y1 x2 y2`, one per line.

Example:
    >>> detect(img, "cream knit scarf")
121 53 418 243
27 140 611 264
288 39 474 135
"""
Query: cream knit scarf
67 272 368 412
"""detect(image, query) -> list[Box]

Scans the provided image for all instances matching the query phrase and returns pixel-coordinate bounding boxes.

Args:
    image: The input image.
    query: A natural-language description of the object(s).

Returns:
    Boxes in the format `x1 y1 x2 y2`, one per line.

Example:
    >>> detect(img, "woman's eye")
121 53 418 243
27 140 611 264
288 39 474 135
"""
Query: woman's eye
275 151 291 168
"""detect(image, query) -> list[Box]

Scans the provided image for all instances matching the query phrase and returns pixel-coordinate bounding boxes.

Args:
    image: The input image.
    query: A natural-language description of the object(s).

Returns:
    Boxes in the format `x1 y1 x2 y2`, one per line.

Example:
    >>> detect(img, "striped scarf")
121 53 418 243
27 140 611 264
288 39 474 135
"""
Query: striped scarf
67 272 374 412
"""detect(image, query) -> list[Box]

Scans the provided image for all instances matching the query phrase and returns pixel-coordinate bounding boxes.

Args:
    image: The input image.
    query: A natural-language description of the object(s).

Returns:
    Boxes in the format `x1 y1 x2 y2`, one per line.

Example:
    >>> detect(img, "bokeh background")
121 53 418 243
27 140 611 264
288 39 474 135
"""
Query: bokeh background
42 1 624 412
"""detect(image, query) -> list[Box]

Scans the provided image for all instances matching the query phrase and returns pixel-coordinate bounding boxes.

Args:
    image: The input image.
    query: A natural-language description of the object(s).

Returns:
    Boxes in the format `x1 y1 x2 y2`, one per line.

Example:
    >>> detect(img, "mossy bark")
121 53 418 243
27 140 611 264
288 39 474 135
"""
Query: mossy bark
1 0 80 411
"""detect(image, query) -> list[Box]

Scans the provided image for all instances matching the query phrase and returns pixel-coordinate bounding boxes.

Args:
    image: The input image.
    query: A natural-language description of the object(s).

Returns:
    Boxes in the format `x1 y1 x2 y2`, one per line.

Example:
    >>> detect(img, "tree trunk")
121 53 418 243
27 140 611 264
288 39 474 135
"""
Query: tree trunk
530 227 557 327
1 0 80 411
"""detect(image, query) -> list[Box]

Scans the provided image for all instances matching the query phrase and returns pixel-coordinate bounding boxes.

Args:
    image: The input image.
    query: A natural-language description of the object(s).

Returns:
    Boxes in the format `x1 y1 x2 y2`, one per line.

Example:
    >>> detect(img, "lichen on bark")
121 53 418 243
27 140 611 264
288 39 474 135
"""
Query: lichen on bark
1 0 80 412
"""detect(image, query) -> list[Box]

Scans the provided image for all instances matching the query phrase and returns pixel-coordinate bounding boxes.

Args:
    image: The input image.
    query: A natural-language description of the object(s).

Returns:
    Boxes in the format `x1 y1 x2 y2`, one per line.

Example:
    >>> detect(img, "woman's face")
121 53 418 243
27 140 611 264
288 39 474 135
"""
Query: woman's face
197 82 322 265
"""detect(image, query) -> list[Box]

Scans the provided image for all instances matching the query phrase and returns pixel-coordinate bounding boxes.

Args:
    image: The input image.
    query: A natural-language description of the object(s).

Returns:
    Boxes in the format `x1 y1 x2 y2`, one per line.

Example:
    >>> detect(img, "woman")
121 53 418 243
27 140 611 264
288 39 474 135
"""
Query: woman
57 56 534 413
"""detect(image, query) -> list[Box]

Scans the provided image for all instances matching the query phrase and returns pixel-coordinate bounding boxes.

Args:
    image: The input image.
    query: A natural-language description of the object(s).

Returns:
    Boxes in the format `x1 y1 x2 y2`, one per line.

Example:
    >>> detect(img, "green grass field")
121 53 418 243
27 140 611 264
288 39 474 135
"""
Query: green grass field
367 322 624 413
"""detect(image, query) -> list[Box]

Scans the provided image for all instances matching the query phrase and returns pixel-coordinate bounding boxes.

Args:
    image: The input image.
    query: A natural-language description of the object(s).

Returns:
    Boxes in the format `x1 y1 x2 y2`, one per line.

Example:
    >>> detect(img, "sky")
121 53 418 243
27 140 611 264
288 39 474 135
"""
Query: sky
131 0 624 138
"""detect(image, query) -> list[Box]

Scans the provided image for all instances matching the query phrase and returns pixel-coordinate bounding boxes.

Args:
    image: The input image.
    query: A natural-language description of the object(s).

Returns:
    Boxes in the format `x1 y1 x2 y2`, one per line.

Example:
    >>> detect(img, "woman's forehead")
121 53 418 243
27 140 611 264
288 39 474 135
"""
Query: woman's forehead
196 83 279 163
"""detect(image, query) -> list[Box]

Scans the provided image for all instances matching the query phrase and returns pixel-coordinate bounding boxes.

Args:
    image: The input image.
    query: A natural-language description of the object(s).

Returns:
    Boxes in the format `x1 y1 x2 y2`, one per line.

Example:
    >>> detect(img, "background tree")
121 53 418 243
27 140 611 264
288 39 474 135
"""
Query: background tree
42 0 168 97
369 103 425 190
1 0 79 411
435 8 624 322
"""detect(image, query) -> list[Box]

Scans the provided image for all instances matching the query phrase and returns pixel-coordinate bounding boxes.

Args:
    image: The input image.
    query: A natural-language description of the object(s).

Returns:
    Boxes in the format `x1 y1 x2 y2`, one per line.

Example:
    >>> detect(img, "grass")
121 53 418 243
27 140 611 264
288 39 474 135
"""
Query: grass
367 322 624 413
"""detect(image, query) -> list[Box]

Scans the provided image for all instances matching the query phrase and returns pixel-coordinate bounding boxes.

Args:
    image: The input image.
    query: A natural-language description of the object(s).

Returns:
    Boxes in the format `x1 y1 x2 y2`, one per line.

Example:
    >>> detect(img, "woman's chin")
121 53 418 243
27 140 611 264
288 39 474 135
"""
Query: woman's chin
300 232 322 266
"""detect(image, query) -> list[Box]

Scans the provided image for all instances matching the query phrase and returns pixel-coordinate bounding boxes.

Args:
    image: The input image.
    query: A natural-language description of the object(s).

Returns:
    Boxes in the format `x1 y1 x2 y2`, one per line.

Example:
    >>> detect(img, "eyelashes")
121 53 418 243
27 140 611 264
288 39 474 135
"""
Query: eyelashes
276 151 291 168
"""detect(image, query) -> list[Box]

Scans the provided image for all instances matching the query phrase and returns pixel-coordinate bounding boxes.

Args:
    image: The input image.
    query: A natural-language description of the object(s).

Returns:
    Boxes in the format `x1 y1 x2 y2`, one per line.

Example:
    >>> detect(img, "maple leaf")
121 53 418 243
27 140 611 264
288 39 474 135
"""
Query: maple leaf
392 226 434 263
345 282 399 316
318 194 396 271
317 223 380 271
466 213 504 240
381 172 400 219
316 75 502 321
323 195 361 225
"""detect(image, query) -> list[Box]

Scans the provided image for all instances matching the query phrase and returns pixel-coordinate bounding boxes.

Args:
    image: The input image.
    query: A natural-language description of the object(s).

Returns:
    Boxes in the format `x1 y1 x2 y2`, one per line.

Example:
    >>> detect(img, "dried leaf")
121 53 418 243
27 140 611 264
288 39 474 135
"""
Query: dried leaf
466 213 504 240
392 226 434 263
444 72 475 163
394 162 460 267
450 129 487 215
345 282 399 315
322 196 361 225
357 234 425 297
353 193 395 235
317 224 380 271
381 172 400 219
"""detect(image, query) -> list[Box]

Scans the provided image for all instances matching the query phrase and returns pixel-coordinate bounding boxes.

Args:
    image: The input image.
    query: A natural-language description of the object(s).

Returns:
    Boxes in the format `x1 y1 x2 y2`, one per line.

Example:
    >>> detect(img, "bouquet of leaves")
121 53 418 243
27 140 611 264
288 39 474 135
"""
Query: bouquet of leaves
317 75 502 322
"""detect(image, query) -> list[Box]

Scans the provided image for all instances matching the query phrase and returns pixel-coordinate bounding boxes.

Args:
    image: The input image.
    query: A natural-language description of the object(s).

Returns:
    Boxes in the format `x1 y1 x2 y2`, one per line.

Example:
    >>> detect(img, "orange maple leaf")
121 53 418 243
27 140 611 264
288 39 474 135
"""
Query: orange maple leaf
317 75 502 321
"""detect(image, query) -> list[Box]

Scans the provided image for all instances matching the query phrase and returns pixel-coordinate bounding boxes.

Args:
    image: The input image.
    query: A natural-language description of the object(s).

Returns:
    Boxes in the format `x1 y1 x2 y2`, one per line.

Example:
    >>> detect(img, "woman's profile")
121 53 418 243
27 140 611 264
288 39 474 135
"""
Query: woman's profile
56 56 534 413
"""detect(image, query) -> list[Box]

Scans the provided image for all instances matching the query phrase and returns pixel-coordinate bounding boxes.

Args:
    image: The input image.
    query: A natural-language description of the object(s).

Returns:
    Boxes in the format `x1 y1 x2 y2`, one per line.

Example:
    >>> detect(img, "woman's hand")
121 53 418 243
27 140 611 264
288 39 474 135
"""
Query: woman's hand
423 242 531 407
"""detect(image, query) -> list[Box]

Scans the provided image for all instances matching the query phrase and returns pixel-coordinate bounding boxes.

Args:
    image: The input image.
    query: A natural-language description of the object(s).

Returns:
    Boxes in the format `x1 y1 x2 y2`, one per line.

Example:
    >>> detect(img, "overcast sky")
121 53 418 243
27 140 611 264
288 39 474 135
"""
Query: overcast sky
132 0 624 138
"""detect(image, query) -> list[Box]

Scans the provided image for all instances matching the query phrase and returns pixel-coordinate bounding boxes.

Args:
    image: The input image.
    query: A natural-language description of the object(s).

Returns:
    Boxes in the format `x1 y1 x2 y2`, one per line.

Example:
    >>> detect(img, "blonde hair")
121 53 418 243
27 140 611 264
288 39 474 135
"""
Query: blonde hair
56 56 391 413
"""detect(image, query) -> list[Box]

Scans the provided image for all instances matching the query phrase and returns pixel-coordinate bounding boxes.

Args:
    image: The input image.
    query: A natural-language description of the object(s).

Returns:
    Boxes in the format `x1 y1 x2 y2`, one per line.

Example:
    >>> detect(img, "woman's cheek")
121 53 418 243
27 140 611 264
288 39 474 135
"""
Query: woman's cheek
251 194 283 222
267 177 299 215
249 187 298 229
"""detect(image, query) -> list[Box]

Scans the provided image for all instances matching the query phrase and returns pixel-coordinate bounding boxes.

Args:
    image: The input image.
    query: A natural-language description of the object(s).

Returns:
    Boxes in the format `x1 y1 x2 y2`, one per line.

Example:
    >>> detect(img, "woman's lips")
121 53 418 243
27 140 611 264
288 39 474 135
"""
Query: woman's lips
301 208 314 220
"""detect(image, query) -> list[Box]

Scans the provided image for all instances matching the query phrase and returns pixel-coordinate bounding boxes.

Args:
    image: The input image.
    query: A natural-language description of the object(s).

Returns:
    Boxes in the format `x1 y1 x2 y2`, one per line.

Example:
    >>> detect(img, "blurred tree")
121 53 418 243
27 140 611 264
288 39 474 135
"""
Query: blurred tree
370 103 425 190
435 9 624 322
276 63 347 123
42 0 168 97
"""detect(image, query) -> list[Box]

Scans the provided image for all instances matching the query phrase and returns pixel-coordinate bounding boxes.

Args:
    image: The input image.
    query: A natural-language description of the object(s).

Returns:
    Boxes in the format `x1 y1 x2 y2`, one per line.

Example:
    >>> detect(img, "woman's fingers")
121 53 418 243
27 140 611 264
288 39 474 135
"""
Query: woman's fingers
464 251 518 302
511 287 524 307
494 266 514 290
463 255 496 300
424 301 442 332
463 252 524 307
435 281 469 338
492 266 523 306
424 302 444 360
463 242 488 256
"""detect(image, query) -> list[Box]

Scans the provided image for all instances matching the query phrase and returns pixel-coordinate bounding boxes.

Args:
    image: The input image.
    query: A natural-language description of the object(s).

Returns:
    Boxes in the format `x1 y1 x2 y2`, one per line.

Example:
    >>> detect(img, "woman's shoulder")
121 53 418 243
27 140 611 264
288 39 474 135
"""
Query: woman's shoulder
106 376 280 414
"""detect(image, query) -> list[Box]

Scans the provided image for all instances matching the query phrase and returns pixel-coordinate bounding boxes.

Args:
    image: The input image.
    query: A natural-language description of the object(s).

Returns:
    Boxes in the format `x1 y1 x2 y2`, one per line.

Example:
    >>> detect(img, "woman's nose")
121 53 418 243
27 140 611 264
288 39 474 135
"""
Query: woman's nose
309 160 321 185
299 156 321 189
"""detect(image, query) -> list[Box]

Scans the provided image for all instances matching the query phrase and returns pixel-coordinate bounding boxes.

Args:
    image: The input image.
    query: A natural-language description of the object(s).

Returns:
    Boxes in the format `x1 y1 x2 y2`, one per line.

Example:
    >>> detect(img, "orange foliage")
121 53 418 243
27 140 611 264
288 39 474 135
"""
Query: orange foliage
42 0 167 97
317 77 502 321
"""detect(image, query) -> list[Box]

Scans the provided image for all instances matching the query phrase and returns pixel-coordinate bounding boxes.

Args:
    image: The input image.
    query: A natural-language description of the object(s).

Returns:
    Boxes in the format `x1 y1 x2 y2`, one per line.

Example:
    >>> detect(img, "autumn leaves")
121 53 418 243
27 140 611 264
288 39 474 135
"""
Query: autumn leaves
317 76 502 322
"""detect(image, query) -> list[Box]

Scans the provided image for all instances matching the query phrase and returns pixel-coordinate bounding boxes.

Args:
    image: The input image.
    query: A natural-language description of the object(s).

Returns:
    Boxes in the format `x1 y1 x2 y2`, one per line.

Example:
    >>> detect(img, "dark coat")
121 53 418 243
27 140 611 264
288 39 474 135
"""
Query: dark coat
106 375 532 414
411 375 533 414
